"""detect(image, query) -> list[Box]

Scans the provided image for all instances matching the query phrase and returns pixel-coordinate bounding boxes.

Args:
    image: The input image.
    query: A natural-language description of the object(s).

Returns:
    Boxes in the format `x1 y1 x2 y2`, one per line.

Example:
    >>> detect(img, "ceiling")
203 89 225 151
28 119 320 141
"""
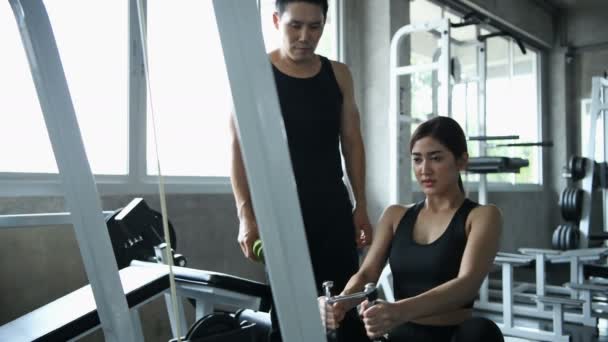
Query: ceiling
543 0 577 8
542 0 600 9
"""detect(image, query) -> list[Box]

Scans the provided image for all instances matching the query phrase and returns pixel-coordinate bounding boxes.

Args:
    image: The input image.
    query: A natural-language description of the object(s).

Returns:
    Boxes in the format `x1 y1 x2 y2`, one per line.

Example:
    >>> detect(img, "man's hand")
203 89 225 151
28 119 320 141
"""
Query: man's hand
237 218 260 261
353 206 373 248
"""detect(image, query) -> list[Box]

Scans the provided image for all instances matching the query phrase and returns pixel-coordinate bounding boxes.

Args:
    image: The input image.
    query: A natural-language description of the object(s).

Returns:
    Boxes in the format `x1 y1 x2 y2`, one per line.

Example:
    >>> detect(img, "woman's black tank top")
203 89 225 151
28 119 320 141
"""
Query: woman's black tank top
389 199 479 308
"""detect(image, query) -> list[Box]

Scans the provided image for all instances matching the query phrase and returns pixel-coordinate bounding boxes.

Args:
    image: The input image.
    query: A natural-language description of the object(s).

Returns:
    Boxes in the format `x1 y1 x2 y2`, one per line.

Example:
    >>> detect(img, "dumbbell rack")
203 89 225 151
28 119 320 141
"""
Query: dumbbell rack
554 173 584 250
551 76 608 249
473 247 608 342
474 76 608 340
464 151 588 341
486 254 585 342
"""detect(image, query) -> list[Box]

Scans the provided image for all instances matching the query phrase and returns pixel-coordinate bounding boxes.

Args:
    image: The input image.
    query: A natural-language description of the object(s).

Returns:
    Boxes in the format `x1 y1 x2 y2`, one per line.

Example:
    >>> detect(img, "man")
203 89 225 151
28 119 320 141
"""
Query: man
230 0 371 340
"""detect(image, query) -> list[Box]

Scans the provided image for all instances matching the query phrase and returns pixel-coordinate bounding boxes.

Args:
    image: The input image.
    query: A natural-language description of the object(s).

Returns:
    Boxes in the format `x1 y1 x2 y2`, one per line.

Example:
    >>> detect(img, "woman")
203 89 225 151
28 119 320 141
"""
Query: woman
322 116 504 341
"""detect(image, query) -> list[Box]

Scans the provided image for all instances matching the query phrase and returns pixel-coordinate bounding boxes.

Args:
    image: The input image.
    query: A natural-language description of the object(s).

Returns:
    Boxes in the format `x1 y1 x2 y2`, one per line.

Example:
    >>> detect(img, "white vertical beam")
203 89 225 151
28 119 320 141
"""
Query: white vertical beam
534 46 543 185
388 19 447 204
336 0 345 62
212 1 326 341
164 293 188 338
8 1 138 341
536 254 546 311
128 0 147 184
438 19 451 117
388 23 403 204
553 304 564 336
580 77 603 247
601 78 608 238
479 277 489 303
477 40 488 204
569 256 580 298
502 264 513 329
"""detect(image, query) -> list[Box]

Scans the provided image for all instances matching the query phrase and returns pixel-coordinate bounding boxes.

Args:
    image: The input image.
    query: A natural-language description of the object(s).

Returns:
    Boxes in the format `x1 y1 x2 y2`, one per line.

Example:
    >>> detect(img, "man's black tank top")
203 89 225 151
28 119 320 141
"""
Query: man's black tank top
271 56 345 199
389 199 479 308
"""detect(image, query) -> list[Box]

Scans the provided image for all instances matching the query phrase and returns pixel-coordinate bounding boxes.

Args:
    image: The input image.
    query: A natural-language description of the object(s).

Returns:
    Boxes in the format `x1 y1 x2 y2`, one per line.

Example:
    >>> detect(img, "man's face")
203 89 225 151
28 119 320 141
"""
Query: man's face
273 2 325 62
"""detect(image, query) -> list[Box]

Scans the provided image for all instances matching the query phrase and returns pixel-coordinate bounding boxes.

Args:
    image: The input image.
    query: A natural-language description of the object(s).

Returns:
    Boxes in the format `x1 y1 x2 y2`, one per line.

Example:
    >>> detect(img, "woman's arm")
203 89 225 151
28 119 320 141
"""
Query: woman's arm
322 205 406 325
393 204 502 322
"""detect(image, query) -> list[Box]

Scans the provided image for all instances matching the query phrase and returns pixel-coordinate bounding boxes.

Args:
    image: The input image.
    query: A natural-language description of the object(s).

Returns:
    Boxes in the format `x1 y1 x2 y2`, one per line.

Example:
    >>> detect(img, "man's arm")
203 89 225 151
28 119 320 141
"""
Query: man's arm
230 115 259 260
332 62 372 246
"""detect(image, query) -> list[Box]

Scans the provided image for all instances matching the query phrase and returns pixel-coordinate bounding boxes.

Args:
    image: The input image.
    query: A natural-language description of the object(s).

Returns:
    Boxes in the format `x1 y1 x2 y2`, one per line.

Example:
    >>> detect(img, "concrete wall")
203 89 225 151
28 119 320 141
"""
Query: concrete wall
568 0 608 154
412 189 557 251
343 0 411 223
460 0 554 47
548 47 572 193
549 0 608 163
469 191 556 251
565 0 608 48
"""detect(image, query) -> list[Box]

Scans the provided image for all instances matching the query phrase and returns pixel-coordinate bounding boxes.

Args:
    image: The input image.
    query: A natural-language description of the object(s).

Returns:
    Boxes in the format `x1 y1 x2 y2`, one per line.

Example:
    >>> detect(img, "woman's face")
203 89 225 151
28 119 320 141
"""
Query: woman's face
411 136 467 196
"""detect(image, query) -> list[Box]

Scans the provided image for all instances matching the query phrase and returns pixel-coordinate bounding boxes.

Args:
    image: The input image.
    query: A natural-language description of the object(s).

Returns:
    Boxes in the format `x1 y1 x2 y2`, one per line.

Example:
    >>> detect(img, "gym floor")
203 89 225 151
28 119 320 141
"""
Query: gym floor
485 314 608 342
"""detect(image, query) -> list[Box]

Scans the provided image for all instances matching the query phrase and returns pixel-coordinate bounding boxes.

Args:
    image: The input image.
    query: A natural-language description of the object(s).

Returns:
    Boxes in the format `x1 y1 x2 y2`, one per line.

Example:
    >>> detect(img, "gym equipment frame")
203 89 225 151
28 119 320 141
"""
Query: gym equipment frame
4 0 329 341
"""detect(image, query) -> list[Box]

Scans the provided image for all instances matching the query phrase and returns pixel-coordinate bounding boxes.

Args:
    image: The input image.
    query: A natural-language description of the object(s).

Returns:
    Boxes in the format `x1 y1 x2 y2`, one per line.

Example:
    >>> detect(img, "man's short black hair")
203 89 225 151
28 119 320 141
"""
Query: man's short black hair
275 0 329 21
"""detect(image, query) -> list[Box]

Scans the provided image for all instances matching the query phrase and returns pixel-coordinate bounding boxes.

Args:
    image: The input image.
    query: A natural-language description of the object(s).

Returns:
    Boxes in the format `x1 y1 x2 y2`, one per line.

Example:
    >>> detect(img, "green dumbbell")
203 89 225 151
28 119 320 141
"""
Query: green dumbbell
253 239 265 263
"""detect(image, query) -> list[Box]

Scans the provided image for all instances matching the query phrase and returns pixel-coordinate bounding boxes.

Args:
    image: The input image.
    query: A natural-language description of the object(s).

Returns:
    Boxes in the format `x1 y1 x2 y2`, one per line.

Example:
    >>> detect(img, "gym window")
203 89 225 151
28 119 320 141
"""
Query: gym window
0 1 341 196
0 1 128 175
409 0 543 187
145 0 231 178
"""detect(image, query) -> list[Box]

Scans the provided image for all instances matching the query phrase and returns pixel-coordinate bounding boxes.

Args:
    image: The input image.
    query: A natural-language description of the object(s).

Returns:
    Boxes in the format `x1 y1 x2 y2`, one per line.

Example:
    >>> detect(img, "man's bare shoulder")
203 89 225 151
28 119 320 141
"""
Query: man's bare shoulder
327 59 353 93
268 50 280 63
329 60 350 78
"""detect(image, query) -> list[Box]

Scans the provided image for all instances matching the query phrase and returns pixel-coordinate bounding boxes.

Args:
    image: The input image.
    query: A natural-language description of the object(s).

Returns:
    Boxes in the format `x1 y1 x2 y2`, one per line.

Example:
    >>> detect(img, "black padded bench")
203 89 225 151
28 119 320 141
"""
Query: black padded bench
0 262 272 341
0 265 169 341
131 261 272 312
468 157 529 173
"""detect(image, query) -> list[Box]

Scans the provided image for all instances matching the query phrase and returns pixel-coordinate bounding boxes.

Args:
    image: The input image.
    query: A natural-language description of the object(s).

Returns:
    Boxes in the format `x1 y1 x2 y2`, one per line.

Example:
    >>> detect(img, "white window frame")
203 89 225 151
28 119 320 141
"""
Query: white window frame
409 0 545 192
462 40 544 192
404 1 544 193
1 0 342 198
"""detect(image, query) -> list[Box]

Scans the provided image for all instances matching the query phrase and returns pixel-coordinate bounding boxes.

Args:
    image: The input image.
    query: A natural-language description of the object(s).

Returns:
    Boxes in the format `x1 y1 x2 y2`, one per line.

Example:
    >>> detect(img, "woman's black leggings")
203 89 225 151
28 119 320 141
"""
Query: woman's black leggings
388 317 504 342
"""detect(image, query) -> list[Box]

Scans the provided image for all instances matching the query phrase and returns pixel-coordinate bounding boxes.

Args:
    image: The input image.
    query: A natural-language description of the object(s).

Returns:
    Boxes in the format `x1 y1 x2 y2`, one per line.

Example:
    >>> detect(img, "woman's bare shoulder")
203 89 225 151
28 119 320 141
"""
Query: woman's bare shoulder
468 203 502 230
381 203 416 232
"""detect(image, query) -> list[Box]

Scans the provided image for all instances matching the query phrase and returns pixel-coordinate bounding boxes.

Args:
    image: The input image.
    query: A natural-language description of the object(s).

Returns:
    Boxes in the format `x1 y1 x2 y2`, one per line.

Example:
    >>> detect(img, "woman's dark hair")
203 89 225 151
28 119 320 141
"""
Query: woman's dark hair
410 116 468 193
275 0 329 21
